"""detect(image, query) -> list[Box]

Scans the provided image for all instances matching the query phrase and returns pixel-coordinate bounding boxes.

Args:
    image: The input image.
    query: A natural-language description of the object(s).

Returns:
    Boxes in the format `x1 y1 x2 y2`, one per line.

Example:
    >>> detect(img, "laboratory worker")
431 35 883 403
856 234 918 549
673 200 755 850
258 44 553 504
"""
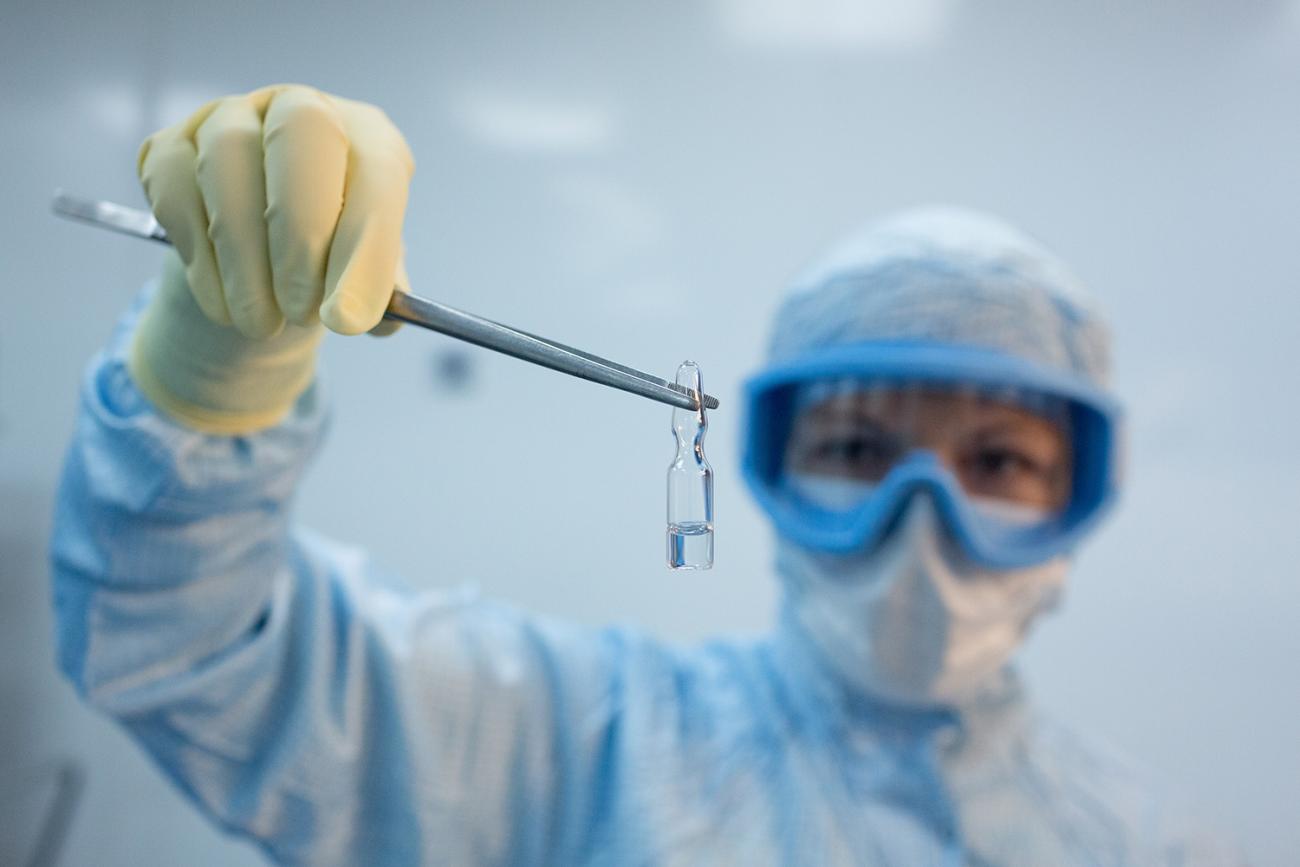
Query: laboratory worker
51 85 1239 865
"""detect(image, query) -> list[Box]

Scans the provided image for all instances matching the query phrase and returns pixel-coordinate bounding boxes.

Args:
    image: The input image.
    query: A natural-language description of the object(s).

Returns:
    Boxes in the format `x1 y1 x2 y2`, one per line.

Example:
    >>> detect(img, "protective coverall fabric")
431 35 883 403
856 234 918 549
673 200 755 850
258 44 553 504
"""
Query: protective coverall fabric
50 296 1240 865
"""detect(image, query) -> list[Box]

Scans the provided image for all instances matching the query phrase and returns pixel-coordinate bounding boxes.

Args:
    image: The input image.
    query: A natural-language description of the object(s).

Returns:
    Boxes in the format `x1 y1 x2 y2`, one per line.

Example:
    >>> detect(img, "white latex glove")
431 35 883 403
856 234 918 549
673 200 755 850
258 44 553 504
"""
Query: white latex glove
129 83 414 433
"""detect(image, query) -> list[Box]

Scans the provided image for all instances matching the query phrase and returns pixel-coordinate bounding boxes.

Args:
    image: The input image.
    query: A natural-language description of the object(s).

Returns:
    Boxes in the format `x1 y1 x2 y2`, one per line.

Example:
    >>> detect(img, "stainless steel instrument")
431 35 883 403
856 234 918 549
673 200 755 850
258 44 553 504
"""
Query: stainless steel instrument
52 192 718 412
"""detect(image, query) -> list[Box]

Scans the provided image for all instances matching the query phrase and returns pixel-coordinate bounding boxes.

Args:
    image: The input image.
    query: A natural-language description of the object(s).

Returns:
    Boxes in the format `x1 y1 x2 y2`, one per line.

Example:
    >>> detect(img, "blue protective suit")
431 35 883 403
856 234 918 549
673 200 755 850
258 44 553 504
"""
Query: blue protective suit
51 303 1238 866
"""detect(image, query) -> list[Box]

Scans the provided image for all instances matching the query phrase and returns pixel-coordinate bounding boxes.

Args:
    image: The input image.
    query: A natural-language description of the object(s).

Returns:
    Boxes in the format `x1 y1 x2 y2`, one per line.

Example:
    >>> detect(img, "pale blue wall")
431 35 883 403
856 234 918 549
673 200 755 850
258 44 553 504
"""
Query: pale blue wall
3 1 1298 863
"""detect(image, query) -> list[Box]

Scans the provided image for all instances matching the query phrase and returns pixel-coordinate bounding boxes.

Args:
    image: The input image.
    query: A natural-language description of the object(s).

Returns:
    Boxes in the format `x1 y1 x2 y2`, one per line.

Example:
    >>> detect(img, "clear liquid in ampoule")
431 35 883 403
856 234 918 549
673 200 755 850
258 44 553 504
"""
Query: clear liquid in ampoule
667 521 714 570
667 361 714 570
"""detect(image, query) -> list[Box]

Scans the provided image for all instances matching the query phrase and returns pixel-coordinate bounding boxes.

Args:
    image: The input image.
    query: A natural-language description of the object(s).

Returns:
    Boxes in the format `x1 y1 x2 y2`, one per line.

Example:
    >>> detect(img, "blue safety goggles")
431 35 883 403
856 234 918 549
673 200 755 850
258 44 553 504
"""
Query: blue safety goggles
741 341 1123 569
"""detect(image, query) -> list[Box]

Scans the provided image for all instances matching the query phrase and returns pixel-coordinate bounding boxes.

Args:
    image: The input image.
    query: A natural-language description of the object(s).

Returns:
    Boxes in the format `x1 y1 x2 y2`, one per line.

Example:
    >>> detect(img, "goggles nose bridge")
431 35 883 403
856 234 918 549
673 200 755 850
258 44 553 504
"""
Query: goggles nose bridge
881 450 959 496
863 451 952 533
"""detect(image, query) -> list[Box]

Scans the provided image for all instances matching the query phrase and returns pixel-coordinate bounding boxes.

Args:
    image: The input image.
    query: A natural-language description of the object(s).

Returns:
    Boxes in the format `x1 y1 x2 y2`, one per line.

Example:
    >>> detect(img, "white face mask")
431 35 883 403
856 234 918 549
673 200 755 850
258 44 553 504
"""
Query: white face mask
778 474 1068 708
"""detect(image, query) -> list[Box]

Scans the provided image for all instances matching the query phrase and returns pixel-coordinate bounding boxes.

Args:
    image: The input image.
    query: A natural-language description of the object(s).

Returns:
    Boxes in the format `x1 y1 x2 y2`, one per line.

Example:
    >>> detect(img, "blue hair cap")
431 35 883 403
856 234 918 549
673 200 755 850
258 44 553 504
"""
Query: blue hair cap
766 206 1112 390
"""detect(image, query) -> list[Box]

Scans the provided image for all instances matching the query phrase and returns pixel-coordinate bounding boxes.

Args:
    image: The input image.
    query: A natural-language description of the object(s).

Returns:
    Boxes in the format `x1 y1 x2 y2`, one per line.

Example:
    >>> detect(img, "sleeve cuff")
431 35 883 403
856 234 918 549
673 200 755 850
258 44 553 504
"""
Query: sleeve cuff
74 282 330 520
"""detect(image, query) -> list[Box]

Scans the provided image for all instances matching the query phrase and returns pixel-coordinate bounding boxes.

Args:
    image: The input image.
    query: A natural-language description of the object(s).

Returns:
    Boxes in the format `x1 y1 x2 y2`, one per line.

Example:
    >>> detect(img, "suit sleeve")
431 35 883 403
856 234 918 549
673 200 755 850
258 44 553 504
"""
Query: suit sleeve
50 291 631 865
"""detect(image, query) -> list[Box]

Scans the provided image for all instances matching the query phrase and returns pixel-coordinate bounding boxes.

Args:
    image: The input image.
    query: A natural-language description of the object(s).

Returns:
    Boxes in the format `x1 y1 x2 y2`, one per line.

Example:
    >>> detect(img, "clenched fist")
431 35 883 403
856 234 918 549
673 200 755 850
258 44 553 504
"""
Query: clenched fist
130 84 414 433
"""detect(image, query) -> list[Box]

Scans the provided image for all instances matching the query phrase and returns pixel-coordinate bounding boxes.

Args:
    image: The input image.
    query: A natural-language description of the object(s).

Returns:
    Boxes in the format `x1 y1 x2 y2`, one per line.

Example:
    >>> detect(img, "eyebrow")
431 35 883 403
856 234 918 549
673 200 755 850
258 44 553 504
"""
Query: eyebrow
805 399 893 423
967 407 1065 435
968 417 1044 437
801 413 893 435
965 418 1067 459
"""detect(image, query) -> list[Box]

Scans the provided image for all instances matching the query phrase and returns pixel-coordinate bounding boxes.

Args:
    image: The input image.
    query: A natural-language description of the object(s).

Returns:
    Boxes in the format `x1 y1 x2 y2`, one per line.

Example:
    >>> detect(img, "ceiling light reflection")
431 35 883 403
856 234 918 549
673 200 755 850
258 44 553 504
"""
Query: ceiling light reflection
718 0 955 51
454 92 614 154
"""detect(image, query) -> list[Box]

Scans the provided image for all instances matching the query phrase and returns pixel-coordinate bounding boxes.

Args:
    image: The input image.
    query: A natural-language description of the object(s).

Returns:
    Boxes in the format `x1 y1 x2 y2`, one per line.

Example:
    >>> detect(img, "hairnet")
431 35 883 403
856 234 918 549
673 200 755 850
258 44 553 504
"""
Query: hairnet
765 206 1112 388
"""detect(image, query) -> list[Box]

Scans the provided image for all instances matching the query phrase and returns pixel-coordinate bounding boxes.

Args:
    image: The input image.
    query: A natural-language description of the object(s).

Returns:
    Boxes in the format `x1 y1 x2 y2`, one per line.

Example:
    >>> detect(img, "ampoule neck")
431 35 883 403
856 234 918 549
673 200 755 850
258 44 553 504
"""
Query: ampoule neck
672 361 706 440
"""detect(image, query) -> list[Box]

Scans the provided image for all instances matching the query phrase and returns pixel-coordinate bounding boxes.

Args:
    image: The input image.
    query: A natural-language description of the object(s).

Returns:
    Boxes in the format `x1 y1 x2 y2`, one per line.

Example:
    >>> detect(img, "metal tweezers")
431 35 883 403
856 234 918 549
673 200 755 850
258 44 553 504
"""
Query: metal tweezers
51 192 718 412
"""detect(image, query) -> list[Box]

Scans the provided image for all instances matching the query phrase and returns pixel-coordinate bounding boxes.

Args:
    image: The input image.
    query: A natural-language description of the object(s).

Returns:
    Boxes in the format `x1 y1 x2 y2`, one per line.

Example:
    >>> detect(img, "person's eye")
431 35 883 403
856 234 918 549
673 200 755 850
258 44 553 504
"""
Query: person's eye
969 447 1045 479
960 443 1064 508
810 434 900 469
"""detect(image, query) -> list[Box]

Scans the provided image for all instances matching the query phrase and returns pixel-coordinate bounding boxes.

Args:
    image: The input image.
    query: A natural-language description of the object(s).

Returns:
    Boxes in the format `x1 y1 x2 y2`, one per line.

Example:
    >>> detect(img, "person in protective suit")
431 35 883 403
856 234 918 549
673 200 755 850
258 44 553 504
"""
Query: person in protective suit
51 84 1239 865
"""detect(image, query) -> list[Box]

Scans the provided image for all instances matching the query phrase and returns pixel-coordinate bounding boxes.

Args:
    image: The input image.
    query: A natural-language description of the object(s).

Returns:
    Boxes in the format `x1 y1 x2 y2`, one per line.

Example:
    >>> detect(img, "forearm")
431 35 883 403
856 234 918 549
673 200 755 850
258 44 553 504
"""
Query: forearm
52 290 327 710
47 298 410 860
49 300 620 862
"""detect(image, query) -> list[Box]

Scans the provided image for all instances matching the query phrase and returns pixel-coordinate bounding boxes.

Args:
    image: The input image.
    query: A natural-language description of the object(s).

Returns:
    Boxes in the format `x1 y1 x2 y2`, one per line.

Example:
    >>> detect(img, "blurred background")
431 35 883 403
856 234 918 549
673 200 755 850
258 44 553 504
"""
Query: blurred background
3 0 1298 863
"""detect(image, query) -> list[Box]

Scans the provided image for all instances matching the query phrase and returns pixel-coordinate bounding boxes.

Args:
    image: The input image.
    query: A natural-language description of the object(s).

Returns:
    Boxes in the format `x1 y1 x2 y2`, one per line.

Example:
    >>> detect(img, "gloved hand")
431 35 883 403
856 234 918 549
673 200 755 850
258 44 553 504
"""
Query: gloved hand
129 83 415 434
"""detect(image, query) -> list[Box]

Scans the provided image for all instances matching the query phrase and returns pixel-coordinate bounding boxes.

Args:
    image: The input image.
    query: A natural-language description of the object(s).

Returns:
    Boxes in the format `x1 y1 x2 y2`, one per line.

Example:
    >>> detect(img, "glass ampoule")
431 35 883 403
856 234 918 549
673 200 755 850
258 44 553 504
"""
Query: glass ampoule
667 361 714 569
